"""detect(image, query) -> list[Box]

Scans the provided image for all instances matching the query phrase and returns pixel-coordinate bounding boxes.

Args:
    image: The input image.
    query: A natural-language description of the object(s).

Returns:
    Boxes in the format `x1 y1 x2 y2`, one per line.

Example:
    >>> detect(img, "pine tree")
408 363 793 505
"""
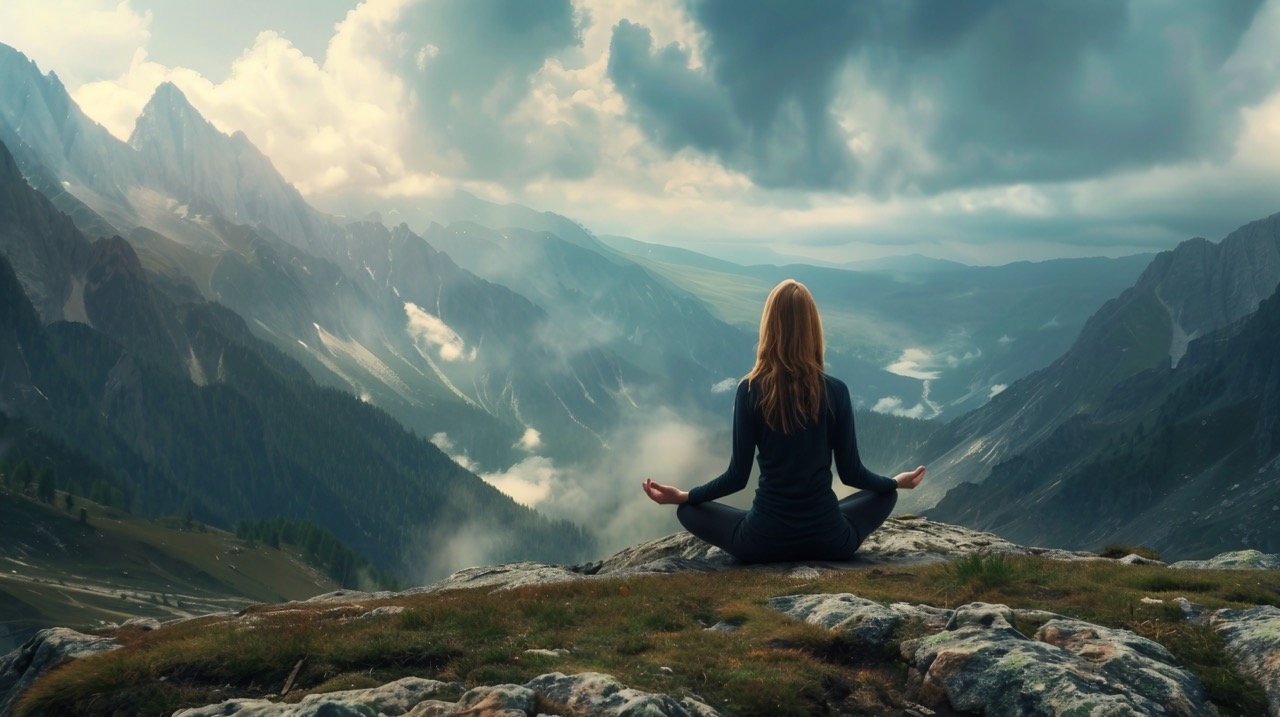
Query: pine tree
36 469 55 503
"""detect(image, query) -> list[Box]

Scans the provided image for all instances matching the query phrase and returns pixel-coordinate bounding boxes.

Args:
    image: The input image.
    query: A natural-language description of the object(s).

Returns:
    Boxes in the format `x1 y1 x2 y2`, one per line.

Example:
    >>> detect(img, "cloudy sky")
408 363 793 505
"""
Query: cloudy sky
3 0 1279 264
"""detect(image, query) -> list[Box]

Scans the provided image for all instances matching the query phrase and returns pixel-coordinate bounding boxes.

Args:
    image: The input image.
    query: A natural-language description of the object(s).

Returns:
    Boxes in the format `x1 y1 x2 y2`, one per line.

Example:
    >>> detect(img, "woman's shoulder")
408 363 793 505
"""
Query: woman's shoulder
822 373 849 393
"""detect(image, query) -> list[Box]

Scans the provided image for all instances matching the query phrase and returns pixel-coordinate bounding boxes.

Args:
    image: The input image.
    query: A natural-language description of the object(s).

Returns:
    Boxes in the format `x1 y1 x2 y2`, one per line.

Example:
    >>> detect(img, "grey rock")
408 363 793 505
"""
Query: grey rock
1011 608 1068 624
174 672 717 717
1174 597 1207 624
523 648 570 658
1210 604 1280 716
358 605 405 620
411 562 588 595
1118 553 1166 566
767 593 901 651
942 601 1014 631
900 602 1216 716
417 518 1104 595
173 676 459 716
888 603 955 633
304 588 393 604
121 617 163 631
407 683 535 716
1035 619 1216 716
1169 549 1280 570
703 621 740 633
523 671 720 716
0 627 119 716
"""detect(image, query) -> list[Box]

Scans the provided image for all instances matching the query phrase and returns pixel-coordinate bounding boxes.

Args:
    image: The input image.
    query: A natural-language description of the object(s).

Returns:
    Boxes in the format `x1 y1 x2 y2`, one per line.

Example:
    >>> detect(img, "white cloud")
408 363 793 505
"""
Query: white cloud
10 0 1280 265
884 347 941 381
0 0 151 86
404 301 476 362
871 396 931 420
478 456 557 507
516 427 542 451
429 432 476 471
71 0 423 200
988 384 1007 398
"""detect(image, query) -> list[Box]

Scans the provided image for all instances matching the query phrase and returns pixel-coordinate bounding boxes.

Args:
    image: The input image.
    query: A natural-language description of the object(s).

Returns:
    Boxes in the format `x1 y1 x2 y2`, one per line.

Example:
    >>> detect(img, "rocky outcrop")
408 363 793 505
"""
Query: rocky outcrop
1170 550 1280 570
766 597 1218 716
782 590 1236 715
905 604 1215 716
1209 605 1280 716
0 628 120 716
307 517 1104 604
173 672 720 717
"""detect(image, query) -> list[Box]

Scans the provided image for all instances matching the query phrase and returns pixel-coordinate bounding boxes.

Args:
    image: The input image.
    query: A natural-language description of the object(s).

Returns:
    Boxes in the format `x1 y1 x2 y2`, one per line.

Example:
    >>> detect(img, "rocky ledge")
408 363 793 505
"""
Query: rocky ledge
309 515 1104 603
6 517 1280 717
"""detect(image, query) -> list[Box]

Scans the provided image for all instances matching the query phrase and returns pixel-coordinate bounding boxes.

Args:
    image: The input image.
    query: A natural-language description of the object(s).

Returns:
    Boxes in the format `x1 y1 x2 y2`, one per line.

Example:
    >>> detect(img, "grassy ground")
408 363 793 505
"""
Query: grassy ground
16 554 1280 717
0 489 338 649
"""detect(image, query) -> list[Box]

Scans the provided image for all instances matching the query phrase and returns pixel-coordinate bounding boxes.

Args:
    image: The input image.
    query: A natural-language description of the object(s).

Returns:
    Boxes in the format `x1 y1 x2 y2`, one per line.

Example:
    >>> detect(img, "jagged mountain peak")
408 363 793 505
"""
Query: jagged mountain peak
129 81 218 147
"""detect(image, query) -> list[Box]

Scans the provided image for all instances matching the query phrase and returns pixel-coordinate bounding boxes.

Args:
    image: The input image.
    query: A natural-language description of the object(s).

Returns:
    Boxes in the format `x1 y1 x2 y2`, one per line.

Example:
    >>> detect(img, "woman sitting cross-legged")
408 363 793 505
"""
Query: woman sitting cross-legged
642 279 926 563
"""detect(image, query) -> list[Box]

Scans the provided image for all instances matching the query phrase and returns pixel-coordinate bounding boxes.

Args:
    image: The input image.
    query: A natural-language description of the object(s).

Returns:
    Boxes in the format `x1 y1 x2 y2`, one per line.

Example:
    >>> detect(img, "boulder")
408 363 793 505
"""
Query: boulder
408 683 535 716
174 672 718 717
417 517 1104 595
1209 604 1280 716
173 677 462 716
0 627 119 716
1035 619 1215 716
767 593 903 652
1169 550 1280 570
522 672 719 716
898 602 1217 716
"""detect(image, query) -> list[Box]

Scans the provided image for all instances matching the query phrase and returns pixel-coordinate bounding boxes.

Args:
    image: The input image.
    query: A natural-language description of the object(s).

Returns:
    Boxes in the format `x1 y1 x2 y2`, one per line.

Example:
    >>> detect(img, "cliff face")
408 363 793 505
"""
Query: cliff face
913 212 1280 513
928 279 1280 558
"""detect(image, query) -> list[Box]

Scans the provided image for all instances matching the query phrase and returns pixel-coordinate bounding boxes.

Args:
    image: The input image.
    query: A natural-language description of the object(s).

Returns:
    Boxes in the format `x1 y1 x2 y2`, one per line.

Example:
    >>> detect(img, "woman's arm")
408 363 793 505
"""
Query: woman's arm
832 380 898 493
685 379 755 505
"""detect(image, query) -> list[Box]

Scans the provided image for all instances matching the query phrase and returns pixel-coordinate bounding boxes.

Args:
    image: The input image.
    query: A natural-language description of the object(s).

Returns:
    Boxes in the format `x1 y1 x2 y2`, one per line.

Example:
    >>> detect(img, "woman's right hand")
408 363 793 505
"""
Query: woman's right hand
894 466 926 489
642 478 689 505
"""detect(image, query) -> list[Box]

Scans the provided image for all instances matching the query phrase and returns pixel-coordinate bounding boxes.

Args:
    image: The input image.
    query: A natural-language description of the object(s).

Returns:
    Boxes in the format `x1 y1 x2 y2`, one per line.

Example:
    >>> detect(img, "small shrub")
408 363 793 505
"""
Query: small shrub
1134 574 1216 594
945 552 1026 589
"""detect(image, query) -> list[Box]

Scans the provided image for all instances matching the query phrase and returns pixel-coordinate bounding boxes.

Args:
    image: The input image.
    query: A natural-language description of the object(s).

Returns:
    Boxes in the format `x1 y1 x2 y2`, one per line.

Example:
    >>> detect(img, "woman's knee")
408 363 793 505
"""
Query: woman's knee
675 501 695 527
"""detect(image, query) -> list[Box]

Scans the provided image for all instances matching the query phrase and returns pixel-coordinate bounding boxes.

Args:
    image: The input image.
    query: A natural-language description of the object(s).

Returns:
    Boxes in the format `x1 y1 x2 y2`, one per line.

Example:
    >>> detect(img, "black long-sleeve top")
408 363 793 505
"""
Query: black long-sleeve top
687 375 896 543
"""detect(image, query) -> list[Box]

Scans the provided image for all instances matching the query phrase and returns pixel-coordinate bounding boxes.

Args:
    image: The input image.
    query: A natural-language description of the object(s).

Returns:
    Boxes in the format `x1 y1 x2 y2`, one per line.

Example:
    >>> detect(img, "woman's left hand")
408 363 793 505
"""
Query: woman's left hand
642 478 689 505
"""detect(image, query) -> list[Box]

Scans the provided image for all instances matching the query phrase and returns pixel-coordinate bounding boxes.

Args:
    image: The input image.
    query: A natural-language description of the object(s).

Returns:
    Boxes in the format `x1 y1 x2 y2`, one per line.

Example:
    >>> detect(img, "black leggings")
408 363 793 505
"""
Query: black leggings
675 489 898 563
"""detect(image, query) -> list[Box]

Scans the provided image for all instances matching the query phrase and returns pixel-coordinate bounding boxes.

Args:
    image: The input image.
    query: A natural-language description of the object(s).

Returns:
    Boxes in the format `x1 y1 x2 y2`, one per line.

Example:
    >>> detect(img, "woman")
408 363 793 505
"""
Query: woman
642 279 926 563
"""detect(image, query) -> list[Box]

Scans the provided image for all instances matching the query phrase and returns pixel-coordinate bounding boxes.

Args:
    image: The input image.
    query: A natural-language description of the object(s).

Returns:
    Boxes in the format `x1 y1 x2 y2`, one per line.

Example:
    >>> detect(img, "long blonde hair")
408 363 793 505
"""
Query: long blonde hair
745 279 825 434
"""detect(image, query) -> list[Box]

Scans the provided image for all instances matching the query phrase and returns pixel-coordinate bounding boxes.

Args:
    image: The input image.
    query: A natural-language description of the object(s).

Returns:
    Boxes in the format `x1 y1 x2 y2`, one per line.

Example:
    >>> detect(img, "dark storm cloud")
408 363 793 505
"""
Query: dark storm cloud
389 0 593 180
607 0 1271 192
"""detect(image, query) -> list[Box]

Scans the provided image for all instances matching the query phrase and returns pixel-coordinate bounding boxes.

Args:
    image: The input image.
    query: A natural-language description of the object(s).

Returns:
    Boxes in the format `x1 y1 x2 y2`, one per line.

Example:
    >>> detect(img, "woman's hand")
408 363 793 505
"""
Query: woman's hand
893 465 926 490
642 478 689 505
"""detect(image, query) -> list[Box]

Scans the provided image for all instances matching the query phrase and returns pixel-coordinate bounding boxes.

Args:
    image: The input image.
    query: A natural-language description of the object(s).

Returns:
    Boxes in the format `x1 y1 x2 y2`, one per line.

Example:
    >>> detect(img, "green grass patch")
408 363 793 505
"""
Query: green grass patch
16 557 1280 717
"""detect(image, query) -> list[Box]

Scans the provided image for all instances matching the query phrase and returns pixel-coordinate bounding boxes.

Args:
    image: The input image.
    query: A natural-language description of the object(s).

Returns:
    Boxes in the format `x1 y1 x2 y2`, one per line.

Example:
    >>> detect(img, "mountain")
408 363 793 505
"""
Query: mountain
128 82 331 257
0 138 595 577
911 212 1280 511
0 46 653 466
605 233 1152 417
842 253 969 273
928 275 1280 558
424 222 753 402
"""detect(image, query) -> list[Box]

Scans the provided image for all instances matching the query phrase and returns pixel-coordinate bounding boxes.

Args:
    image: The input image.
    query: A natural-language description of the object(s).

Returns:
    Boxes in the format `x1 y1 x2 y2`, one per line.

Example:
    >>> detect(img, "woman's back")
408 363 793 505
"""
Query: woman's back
644 277 923 563
685 374 897 559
